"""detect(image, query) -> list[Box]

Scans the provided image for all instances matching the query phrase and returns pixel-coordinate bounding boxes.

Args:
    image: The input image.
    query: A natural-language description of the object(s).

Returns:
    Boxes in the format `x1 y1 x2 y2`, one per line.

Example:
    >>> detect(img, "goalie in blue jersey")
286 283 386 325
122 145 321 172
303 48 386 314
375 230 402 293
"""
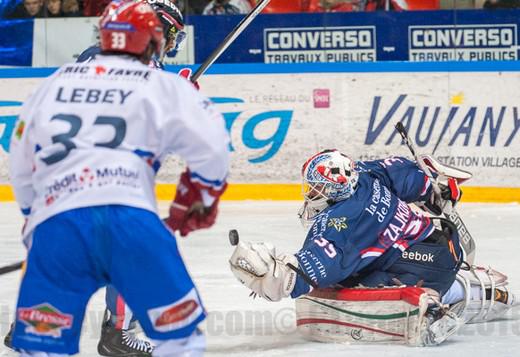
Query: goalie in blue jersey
230 149 518 345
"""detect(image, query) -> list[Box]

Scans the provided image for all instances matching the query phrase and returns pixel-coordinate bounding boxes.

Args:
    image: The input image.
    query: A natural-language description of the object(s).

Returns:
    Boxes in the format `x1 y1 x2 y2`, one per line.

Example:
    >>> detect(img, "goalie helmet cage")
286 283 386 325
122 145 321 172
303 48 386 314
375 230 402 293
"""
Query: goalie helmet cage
295 287 431 346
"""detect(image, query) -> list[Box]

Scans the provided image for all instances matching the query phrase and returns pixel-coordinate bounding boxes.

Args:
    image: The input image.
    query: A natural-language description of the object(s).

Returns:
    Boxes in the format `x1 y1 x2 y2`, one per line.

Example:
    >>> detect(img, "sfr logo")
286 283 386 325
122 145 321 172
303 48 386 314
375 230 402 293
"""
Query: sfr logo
313 89 330 108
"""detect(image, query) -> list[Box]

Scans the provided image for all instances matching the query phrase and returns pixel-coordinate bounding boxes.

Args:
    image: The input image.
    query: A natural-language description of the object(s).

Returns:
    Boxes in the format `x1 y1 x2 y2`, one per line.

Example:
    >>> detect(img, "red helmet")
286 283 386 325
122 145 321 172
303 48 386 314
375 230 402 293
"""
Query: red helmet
99 0 164 57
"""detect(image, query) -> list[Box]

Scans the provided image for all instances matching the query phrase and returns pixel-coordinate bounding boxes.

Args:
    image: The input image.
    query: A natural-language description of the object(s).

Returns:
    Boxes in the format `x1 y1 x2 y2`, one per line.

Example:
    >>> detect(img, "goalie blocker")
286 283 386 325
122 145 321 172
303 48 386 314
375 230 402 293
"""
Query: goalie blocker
296 286 462 347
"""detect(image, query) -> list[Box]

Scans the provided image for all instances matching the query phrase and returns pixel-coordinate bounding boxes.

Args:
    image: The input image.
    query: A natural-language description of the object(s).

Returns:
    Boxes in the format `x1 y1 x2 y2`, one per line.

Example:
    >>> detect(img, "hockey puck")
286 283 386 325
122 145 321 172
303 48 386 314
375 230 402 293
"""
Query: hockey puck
229 229 239 246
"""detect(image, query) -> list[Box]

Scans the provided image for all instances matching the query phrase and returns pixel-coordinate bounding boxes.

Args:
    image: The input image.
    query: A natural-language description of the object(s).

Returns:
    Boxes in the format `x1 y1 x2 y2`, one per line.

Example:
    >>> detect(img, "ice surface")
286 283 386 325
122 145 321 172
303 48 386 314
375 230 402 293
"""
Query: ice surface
1 201 519 356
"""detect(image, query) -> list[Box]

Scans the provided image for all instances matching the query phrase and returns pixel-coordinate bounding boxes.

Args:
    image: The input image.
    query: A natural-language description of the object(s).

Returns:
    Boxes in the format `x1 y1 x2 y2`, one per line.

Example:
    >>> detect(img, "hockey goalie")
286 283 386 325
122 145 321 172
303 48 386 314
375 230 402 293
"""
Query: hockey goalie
229 149 518 346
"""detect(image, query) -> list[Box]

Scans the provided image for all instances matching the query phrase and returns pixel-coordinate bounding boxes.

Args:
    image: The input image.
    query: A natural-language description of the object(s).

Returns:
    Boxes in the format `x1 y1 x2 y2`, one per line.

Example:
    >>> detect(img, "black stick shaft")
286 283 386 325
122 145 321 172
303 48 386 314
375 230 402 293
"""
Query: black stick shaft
0 261 23 276
394 122 476 264
287 263 318 289
395 122 437 190
395 122 418 158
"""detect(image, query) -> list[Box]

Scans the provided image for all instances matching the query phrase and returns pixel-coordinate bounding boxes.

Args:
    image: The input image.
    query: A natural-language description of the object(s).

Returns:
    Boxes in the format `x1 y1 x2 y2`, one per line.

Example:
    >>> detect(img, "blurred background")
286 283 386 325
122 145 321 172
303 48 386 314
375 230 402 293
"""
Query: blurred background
1 0 520 67
1 0 520 201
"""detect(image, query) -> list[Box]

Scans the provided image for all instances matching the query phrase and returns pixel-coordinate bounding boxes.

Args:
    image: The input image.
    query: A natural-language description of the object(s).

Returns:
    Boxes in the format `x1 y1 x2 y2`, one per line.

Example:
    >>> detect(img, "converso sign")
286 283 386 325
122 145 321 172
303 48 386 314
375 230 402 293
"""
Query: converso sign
264 26 376 64
409 24 518 62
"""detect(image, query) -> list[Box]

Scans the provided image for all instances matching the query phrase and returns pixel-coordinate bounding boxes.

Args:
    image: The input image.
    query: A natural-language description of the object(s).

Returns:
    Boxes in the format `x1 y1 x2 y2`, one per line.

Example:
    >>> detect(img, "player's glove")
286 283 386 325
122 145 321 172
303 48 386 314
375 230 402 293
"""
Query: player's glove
165 169 226 237
178 68 200 90
414 155 469 216
424 177 462 216
229 241 298 302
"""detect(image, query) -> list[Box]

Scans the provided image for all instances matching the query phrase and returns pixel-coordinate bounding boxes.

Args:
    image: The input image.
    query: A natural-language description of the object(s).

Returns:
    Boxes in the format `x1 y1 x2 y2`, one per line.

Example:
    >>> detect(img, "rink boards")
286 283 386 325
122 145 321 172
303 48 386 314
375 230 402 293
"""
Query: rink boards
1 62 520 202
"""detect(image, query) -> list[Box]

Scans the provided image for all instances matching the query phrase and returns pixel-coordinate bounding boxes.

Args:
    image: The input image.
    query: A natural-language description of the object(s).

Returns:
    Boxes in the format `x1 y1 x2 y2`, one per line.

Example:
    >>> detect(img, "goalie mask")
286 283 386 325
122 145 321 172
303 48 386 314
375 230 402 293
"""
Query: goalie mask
299 149 359 225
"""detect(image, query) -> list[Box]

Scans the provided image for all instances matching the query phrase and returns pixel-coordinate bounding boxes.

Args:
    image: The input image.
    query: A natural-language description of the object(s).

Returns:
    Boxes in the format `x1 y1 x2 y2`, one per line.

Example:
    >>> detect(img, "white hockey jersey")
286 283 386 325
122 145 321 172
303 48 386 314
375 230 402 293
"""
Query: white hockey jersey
9 55 229 240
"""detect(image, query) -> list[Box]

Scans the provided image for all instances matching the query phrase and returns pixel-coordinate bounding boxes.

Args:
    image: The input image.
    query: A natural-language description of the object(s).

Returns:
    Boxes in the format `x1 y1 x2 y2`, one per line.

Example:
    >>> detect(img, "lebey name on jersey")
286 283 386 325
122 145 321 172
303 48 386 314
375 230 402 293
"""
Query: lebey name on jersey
55 87 133 105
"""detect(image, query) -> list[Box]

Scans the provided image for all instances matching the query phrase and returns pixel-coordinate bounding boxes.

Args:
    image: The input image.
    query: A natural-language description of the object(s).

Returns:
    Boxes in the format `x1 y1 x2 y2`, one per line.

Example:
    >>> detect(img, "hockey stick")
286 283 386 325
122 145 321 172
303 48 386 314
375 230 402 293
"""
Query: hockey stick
229 229 318 289
394 122 476 265
0 260 23 276
190 0 272 83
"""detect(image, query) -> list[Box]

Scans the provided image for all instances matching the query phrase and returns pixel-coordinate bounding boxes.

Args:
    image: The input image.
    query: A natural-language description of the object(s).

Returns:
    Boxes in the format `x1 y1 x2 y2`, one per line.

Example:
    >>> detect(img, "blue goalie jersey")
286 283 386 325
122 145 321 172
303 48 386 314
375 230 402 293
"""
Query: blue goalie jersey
291 157 435 298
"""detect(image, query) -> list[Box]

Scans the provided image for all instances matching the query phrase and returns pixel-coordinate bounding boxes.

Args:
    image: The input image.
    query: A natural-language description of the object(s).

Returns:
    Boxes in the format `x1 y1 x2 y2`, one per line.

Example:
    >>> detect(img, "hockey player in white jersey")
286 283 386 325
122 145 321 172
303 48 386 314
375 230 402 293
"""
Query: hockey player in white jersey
8 1 229 356
77 2 196 355
4 2 193 355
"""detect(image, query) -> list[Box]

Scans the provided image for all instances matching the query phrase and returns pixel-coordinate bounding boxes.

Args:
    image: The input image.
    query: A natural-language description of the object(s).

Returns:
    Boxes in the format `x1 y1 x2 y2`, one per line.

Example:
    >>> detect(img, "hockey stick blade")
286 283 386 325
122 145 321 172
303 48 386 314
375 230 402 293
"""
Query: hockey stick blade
0 260 23 276
190 0 272 82
394 122 476 265
228 229 318 289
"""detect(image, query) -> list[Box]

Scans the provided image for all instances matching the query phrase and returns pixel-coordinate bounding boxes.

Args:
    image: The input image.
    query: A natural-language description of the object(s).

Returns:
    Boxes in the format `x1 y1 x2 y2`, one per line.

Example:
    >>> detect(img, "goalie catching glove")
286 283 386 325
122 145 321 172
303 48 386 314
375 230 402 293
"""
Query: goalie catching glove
165 169 227 237
229 241 298 301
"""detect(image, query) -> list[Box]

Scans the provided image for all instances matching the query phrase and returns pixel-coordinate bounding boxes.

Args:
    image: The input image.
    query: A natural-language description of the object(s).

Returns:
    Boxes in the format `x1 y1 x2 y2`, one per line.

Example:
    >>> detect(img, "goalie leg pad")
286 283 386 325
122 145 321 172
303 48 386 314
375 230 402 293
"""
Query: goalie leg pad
450 266 518 323
295 287 463 347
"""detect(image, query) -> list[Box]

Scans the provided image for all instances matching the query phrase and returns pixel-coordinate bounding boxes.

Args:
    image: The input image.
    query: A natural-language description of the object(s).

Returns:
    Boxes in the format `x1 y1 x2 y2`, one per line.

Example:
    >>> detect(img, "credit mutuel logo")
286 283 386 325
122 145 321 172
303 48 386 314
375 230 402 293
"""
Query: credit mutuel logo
264 26 376 63
409 24 518 61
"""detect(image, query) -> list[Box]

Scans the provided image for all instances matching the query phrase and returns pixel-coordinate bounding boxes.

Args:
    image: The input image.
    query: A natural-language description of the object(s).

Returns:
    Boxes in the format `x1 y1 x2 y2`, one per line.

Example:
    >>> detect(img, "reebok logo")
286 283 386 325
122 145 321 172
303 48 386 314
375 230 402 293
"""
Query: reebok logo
402 250 434 263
